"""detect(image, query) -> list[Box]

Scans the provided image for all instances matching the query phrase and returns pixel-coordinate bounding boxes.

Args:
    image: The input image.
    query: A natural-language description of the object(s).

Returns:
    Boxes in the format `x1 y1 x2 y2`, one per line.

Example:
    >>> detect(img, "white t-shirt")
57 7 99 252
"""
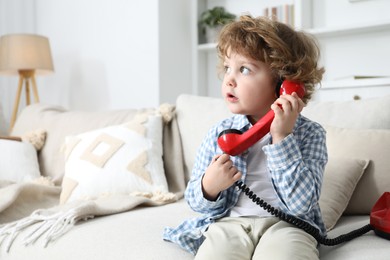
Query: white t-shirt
229 134 280 217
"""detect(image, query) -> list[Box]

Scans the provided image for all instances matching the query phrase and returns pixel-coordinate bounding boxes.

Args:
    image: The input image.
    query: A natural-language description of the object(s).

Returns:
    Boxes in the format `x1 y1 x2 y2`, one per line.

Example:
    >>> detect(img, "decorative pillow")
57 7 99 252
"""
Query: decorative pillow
0 139 41 182
319 157 369 231
60 112 171 204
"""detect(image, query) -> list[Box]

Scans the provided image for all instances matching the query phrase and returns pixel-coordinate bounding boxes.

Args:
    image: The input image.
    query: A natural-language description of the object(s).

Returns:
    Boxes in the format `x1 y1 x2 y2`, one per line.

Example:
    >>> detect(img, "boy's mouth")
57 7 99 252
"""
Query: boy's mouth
227 92 238 102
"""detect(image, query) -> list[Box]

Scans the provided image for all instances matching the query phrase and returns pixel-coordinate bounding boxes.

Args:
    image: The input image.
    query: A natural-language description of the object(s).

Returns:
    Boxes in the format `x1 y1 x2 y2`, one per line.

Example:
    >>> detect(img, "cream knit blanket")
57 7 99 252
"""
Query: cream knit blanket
0 180 176 253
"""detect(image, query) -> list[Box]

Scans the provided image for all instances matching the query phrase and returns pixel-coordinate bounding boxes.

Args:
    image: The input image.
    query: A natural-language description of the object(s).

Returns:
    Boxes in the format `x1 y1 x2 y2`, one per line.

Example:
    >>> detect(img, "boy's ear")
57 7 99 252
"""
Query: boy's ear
275 78 283 97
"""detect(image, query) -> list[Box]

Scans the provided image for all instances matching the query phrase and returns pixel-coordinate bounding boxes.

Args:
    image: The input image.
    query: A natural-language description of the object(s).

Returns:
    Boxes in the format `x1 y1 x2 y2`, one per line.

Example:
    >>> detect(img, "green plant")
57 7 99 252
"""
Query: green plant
199 6 236 35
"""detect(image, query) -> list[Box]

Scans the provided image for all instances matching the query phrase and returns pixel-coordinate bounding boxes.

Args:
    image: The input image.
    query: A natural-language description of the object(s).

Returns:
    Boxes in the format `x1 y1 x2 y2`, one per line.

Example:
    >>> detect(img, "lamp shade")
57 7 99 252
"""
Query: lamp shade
0 34 54 76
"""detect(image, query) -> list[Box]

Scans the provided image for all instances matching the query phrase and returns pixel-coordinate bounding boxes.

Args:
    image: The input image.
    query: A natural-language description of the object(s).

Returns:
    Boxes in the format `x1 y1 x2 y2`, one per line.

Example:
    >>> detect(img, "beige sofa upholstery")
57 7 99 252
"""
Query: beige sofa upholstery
1 94 390 259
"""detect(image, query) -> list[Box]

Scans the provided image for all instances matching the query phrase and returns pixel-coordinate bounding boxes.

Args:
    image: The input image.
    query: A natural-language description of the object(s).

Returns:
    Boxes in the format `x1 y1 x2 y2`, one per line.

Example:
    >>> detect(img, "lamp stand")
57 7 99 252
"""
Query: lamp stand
9 70 40 132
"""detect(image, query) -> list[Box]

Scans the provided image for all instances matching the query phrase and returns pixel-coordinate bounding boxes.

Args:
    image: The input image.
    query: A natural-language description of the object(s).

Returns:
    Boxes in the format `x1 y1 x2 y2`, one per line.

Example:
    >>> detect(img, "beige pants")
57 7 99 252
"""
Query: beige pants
195 217 319 260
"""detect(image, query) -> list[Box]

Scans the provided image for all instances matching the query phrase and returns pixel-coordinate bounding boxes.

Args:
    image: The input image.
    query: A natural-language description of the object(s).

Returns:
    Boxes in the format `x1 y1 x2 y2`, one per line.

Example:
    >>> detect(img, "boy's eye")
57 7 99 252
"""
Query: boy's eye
240 66 250 75
224 66 231 74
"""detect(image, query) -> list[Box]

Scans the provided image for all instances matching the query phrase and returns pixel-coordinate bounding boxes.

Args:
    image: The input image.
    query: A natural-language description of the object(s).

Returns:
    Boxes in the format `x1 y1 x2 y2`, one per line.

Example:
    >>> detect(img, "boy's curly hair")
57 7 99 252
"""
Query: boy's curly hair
217 15 325 103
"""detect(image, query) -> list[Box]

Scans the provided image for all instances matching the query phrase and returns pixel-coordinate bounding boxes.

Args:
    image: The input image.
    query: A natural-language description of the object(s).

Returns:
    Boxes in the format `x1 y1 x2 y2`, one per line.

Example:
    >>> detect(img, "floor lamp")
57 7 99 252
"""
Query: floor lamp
0 34 54 132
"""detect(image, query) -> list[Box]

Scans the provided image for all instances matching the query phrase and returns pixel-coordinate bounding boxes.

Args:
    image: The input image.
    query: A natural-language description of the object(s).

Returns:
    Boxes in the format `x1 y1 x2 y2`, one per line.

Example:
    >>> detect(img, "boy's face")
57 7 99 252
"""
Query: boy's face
221 51 276 123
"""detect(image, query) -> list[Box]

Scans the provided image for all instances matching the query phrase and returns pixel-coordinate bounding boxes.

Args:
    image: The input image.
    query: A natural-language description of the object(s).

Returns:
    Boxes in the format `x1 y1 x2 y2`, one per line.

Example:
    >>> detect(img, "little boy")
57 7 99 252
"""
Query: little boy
164 15 327 260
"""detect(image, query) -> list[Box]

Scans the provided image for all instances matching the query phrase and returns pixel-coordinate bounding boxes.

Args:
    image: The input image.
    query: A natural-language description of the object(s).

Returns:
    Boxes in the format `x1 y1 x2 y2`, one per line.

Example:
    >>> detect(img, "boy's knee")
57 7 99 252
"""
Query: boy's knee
253 222 319 260
195 220 254 260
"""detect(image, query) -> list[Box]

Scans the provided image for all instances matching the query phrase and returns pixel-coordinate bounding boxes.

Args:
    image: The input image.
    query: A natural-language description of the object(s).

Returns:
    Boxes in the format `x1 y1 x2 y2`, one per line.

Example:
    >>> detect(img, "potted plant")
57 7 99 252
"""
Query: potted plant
199 6 236 43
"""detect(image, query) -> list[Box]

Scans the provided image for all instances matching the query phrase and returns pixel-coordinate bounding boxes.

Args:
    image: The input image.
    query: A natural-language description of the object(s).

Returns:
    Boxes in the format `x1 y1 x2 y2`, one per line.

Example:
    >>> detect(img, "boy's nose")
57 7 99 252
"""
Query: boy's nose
225 74 237 88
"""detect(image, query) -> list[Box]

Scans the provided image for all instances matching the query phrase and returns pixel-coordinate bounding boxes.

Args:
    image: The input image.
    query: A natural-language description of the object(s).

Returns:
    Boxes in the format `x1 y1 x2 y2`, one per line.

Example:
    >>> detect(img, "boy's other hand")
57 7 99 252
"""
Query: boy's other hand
201 154 242 201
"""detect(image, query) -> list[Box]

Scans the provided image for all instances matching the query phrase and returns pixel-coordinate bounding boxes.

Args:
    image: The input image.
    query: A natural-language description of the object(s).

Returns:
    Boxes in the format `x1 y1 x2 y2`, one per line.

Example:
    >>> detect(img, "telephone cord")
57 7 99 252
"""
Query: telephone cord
235 181 373 246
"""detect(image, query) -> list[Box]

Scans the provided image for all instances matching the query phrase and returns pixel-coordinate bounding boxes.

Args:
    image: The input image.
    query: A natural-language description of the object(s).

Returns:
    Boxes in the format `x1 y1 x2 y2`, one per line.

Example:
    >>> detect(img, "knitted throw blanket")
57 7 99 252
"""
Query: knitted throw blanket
0 181 176 253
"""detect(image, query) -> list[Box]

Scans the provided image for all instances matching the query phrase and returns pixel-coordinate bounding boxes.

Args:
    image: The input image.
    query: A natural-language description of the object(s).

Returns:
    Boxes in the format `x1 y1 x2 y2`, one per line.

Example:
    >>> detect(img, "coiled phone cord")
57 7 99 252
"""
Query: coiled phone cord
236 181 373 246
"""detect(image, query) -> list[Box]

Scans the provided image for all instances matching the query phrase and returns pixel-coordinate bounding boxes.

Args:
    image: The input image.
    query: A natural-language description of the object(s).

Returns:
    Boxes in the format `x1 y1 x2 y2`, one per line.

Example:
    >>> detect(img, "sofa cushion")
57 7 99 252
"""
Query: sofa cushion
319 216 390 259
175 95 231 181
302 95 390 129
2 199 196 259
60 112 169 204
325 126 390 215
319 157 369 230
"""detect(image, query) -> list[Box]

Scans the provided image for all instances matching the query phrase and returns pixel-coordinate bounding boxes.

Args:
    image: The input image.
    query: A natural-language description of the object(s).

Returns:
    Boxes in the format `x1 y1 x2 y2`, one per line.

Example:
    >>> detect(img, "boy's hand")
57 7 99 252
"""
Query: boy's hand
270 92 305 144
201 154 242 201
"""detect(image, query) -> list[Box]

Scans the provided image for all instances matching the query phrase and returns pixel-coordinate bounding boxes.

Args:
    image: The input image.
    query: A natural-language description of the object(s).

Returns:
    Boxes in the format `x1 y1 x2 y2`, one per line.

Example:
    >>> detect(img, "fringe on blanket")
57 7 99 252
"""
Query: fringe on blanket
0 191 177 253
0 205 93 253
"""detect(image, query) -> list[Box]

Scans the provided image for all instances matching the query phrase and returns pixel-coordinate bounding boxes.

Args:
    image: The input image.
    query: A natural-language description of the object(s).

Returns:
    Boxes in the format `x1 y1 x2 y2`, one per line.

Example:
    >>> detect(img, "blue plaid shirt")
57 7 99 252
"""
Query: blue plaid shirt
163 114 328 255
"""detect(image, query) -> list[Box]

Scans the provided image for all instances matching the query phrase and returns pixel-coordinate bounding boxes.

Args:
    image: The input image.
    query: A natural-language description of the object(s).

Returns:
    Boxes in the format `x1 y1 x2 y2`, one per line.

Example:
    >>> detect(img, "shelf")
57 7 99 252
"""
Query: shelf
307 19 390 38
198 43 217 52
198 19 390 51
321 77 390 90
193 0 390 99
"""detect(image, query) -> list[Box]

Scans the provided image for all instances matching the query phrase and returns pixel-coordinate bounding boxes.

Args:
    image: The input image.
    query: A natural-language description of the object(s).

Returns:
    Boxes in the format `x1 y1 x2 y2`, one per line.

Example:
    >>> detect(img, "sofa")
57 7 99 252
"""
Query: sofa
0 93 389 259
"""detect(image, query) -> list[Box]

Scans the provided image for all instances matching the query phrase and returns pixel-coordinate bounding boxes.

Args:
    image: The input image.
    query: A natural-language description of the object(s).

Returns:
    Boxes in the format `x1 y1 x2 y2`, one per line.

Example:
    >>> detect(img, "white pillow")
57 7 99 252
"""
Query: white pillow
0 139 41 182
60 112 169 204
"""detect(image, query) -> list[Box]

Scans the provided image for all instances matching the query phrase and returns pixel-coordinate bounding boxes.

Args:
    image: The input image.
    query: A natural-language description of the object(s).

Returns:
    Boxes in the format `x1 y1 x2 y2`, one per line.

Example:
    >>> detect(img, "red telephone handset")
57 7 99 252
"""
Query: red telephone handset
218 80 305 156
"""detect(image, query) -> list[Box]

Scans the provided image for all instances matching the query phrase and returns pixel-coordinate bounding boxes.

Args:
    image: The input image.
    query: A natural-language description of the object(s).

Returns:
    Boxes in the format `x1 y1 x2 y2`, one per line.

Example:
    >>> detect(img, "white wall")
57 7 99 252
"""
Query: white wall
0 0 192 134
158 0 192 105
35 0 157 111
